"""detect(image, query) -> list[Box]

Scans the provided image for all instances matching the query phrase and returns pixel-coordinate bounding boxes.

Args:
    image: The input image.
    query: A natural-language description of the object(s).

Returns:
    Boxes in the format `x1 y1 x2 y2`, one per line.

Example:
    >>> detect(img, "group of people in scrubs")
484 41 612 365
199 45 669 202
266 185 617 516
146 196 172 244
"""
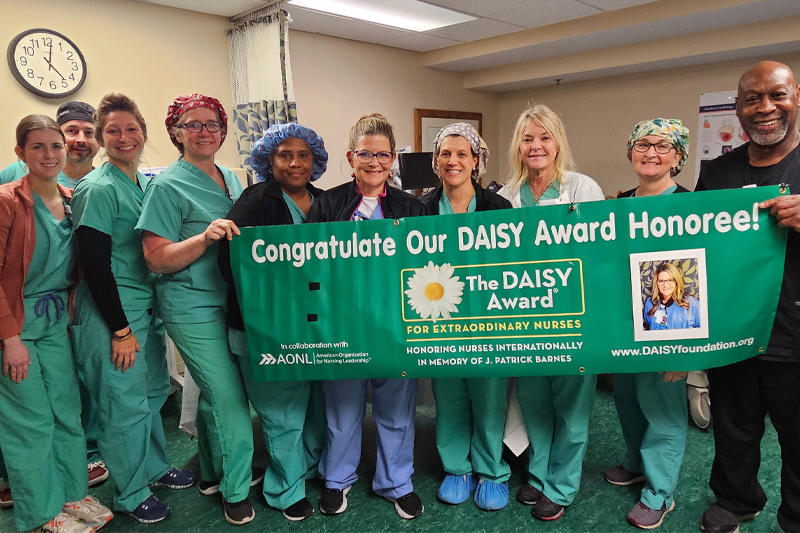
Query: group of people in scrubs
2 59 793 533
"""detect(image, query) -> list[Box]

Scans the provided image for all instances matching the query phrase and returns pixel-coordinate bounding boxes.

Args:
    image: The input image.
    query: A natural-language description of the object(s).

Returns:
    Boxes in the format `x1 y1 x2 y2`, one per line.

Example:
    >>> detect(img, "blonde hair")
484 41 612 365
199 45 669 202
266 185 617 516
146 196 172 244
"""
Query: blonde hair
506 104 576 195
648 262 691 316
348 113 395 152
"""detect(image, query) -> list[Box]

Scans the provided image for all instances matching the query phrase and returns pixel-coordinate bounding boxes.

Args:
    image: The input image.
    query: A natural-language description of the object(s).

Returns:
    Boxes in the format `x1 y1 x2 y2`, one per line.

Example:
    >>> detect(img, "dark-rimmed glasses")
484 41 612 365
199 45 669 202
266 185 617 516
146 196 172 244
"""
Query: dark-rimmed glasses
355 150 393 164
178 121 223 133
632 140 674 154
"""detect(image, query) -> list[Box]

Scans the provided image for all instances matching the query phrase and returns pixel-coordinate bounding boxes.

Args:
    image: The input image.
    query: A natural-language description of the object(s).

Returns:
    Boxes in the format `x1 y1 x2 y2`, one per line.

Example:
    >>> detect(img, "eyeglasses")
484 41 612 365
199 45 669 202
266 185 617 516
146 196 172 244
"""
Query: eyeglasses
355 150 393 164
656 279 676 285
632 140 674 154
178 121 223 133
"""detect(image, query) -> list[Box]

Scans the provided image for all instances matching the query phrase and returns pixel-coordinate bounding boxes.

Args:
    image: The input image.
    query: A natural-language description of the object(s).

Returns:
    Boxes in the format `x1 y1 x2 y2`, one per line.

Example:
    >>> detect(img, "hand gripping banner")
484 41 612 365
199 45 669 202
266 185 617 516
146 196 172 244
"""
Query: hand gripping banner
230 186 786 381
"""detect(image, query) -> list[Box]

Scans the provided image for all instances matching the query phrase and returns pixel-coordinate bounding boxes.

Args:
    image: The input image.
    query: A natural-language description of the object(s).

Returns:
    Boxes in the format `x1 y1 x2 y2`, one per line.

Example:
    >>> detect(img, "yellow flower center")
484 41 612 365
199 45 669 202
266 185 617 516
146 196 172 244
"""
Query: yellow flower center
425 282 444 301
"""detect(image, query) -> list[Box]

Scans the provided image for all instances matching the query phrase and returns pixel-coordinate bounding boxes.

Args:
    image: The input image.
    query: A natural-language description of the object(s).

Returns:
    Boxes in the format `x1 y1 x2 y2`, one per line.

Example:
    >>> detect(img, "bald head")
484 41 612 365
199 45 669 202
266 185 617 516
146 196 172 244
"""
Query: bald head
736 61 800 147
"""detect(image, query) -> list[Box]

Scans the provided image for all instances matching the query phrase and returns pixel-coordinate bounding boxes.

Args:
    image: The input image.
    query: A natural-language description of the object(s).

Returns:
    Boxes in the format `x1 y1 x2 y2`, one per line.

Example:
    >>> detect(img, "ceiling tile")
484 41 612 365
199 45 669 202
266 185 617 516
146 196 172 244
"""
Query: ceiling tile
425 17 526 42
133 0 266 17
491 0 602 28
577 0 658 11
421 0 547 18
380 33 461 52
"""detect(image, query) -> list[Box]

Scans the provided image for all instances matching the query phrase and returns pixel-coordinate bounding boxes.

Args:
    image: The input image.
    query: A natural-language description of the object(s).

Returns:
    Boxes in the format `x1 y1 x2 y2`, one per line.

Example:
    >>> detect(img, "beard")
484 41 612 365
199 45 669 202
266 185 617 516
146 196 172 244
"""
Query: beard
742 111 790 146
66 150 94 164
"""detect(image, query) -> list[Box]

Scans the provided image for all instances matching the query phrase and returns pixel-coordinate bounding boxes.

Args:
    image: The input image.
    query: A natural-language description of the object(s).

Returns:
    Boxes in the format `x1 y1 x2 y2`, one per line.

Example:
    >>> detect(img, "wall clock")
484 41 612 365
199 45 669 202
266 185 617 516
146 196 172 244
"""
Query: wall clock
7 28 87 99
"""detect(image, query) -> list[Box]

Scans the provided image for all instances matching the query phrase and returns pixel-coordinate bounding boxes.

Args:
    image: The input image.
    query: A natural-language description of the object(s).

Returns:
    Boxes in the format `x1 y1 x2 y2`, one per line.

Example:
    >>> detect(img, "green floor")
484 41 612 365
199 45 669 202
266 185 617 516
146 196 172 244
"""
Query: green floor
0 389 783 533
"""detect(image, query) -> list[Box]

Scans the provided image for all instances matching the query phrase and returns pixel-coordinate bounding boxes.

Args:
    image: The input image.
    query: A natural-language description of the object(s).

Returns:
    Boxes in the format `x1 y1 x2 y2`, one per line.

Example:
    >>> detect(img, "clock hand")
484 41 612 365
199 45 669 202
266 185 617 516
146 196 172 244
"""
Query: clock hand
42 55 66 80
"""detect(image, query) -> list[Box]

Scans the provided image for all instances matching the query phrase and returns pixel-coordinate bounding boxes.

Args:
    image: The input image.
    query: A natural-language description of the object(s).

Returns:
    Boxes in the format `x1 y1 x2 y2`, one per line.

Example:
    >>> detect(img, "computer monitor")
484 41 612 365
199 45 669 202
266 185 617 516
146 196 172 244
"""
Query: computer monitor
398 152 440 190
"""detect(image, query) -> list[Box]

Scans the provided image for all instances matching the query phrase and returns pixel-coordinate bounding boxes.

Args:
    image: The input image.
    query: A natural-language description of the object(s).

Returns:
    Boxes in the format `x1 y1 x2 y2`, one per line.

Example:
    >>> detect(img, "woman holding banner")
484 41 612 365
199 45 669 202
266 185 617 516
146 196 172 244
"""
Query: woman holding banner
419 123 513 511
501 105 603 522
218 122 328 522
137 94 256 526
308 113 426 520
604 118 691 530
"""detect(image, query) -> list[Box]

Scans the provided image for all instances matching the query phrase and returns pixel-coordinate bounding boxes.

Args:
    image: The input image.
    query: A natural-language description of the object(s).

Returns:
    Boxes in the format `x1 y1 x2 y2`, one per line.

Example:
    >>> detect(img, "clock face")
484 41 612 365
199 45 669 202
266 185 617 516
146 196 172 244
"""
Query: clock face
6 28 87 99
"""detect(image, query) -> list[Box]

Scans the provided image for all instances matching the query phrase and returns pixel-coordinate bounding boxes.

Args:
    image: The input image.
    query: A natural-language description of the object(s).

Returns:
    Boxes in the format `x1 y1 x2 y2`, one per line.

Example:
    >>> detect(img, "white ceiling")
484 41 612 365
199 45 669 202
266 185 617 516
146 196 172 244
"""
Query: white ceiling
130 0 800 91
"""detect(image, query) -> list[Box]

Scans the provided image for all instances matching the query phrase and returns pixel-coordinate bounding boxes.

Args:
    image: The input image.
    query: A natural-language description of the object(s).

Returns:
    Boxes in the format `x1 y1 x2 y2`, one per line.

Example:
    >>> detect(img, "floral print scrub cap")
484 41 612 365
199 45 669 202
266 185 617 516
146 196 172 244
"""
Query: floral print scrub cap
627 118 690 176
432 122 490 179
251 123 328 182
165 93 228 148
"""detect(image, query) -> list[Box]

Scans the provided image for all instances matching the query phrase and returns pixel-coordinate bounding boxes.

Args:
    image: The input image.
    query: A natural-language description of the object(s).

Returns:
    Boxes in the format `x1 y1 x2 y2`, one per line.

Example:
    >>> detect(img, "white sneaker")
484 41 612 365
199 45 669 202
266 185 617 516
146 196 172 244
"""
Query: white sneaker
34 512 95 533
62 496 113 529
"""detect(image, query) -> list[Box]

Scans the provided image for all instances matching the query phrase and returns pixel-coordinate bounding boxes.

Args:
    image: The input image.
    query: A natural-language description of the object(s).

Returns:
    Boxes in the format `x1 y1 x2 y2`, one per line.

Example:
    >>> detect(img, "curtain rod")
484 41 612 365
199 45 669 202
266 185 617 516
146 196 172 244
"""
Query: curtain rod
230 0 284 22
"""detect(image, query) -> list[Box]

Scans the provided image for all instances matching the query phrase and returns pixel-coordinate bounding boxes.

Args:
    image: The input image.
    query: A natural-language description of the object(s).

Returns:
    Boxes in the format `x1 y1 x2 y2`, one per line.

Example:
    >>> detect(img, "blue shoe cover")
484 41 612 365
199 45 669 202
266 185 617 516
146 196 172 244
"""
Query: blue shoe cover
437 474 478 505
474 479 509 511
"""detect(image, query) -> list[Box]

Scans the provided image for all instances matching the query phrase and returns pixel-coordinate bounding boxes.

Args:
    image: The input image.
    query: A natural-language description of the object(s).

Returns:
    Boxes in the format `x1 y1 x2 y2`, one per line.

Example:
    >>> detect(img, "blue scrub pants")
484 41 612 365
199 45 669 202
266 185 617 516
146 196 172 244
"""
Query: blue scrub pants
230 329 326 510
166 321 253 503
613 372 687 510
516 374 596 506
319 378 417 499
432 377 510 483
72 297 172 512
0 298 87 531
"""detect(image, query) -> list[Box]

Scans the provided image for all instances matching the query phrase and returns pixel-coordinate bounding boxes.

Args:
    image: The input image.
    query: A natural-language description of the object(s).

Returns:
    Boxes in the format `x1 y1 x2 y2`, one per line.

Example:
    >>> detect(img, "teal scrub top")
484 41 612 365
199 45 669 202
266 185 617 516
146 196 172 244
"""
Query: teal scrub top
1 161 77 189
71 162 156 312
282 191 315 224
24 193 76 299
520 180 560 207
135 158 244 324
438 191 476 215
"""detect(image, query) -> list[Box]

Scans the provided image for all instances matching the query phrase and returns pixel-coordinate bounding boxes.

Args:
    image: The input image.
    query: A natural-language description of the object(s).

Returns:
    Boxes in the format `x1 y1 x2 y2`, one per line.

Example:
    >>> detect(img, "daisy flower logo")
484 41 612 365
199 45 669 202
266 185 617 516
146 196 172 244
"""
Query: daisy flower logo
405 261 465 322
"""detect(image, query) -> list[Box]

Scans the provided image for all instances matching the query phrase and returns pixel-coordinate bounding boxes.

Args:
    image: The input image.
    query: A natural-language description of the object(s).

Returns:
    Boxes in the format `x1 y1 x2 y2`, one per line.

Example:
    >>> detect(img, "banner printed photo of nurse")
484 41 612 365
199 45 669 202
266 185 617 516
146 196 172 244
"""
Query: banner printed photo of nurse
629 249 710 342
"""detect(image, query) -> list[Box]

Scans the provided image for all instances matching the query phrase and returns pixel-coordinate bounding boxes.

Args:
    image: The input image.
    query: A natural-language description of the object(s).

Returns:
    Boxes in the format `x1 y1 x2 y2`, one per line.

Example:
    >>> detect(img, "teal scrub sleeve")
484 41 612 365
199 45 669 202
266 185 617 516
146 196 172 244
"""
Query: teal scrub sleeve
137 183 183 242
0 163 26 185
71 181 118 234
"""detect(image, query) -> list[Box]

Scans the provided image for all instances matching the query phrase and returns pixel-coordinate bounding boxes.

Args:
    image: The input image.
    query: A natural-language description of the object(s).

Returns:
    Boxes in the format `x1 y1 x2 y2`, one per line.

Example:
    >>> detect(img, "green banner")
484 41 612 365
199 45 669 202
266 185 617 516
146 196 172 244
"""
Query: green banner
230 187 786 381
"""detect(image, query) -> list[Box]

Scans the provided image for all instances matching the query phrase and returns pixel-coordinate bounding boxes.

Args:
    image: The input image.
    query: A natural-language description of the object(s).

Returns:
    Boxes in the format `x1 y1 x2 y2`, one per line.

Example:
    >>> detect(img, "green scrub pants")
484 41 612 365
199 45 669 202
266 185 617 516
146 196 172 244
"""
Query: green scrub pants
613 372 687 510
0 299 87 531
516 374 596 506
166 321 253 503
71 297 172 512
70 282 102 464
230 329 326 510
432 377 510 483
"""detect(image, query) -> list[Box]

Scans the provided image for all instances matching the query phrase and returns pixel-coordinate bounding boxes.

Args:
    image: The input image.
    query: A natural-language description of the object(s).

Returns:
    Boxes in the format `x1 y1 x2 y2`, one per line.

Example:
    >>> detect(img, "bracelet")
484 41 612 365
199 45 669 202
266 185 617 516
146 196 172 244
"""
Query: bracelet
112 328 132 341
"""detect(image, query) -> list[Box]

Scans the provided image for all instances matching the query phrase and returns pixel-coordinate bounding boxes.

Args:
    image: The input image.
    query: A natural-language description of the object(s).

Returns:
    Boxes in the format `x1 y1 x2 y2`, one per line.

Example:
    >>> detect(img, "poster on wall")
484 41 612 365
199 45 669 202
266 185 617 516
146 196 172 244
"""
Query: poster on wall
695 90 748 182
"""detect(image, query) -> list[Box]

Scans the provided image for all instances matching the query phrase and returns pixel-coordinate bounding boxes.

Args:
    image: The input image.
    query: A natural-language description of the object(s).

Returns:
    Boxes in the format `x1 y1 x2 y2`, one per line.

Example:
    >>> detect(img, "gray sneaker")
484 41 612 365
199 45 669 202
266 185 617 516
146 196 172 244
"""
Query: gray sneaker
627 501 675 529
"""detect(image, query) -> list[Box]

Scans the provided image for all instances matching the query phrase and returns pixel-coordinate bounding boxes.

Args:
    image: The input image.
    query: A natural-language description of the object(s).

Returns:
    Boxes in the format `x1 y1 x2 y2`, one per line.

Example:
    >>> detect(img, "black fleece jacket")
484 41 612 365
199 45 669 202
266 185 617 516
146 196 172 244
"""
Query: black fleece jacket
219 176 325 331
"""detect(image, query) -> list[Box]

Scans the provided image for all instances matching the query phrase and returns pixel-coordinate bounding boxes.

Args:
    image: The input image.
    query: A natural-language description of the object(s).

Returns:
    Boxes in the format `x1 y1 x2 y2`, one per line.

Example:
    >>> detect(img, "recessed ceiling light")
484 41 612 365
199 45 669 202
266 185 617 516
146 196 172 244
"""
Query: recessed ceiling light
287 0 475 32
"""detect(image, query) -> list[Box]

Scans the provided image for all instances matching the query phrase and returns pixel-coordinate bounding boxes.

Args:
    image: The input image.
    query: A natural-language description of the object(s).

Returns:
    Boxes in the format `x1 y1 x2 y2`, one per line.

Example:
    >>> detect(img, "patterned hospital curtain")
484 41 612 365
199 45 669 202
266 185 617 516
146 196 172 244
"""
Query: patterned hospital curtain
228 7 297 184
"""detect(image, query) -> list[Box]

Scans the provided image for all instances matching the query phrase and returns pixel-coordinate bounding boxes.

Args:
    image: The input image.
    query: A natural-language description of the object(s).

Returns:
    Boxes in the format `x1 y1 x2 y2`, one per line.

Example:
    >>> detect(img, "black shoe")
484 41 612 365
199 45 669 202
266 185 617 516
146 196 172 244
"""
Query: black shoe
251 467 266 487
390 492 423 520
224 498 255 526
199 467 265 496
532 494 565 521
699 503 760 533
320 486 350 516
283 497 314 522
516 483 543 506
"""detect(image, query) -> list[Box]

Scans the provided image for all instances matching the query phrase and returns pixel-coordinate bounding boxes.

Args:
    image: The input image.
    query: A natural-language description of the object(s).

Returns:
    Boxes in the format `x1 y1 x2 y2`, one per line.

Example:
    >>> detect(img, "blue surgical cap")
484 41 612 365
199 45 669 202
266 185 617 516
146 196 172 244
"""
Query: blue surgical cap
251 123 328 182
